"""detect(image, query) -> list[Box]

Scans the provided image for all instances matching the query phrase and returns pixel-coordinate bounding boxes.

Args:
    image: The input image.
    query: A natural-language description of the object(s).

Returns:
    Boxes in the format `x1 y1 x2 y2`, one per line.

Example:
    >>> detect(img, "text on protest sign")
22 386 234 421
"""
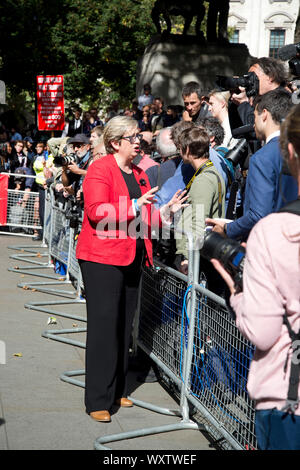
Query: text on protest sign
36 75 64 131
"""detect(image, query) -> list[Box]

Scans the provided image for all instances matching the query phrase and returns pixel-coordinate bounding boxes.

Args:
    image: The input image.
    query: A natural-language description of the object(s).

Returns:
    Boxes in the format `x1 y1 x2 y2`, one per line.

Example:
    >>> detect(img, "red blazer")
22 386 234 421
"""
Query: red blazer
76 154 161 266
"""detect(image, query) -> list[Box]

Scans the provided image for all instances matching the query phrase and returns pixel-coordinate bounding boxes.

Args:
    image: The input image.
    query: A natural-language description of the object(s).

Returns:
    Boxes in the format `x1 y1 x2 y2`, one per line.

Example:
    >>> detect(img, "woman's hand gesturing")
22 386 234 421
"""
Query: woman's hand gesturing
136 186 159 209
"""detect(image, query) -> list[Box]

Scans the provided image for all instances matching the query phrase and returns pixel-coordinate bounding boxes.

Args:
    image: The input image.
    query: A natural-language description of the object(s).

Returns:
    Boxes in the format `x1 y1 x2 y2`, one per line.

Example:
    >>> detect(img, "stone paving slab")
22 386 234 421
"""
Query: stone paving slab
0 234 213 452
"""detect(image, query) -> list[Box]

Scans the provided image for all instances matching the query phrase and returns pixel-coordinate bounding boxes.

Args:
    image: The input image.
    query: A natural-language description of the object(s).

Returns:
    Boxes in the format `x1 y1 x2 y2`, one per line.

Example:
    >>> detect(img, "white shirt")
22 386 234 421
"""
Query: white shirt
221 115 233 148
266 130 280 144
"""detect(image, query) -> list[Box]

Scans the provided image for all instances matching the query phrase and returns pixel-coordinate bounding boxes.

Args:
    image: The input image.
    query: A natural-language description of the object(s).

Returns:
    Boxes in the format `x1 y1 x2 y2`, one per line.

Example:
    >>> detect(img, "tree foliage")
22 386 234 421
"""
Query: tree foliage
0 0 156 108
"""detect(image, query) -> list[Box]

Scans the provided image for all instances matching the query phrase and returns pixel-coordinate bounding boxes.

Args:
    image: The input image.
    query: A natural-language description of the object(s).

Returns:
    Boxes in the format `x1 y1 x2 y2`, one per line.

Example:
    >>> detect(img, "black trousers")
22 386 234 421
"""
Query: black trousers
79 250 143 413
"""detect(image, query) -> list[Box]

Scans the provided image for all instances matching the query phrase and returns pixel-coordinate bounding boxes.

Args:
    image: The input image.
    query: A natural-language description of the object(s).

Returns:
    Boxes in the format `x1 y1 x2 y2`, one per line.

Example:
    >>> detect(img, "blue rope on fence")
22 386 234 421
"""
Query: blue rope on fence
179 284 254 425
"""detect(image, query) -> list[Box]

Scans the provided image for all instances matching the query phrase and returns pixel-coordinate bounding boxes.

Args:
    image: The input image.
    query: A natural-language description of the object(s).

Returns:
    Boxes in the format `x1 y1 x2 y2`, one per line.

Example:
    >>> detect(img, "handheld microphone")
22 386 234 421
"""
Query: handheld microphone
278 43 300 61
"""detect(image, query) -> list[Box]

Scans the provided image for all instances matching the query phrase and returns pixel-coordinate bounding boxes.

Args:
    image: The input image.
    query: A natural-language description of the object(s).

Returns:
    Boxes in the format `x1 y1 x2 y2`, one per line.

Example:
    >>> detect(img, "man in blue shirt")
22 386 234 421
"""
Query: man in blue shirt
138 84 154 111
154 145 229 208
206 89 298 240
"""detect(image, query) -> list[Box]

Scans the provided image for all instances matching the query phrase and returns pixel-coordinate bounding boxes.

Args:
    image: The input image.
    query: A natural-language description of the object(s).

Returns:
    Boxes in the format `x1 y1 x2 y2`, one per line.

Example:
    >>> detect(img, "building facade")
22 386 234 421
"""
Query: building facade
228 0 300 58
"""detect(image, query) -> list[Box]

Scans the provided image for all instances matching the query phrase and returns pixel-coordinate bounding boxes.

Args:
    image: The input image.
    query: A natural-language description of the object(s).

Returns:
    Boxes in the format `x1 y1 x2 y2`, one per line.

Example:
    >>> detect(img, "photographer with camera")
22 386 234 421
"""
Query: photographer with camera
207 103 300 450
207 88 298 241
217 57 289 160
230 57 289 127
61 133 91 197
59 133 92 230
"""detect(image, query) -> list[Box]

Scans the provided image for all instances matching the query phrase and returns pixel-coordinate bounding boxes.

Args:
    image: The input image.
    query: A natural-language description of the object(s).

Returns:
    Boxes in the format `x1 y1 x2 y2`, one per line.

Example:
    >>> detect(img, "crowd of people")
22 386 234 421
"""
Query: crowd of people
1 55 300 450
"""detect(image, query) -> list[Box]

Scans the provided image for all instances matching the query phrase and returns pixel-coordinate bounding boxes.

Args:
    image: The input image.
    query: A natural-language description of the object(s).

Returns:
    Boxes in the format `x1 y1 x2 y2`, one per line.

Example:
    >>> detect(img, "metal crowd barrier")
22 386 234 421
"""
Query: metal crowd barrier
8 188 66 282
24 188 86 346
96 246 256 451
7 187 86 348
0 172 42 236
136 257 256 450
7 186 257 451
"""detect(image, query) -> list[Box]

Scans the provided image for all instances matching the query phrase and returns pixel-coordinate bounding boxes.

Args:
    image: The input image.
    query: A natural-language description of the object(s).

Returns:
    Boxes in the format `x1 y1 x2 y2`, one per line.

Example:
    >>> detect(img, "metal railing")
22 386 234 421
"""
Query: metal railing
7 186 257 450
0 173 42 236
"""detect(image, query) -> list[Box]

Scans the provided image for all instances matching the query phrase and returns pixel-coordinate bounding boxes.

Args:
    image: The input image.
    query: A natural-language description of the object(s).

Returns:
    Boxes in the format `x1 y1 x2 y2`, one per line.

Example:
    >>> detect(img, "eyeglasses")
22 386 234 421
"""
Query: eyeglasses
121 133 143 144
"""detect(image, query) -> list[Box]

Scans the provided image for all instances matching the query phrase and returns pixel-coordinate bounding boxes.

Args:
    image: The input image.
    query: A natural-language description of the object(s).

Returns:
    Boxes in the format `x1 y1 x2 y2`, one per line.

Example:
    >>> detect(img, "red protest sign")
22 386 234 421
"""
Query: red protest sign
36 75 65 131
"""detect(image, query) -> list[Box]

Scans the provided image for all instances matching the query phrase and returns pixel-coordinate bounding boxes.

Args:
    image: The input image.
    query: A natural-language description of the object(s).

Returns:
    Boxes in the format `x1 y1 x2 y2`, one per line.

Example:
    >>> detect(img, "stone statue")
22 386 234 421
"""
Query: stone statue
151 0 206 39
206 0 230 43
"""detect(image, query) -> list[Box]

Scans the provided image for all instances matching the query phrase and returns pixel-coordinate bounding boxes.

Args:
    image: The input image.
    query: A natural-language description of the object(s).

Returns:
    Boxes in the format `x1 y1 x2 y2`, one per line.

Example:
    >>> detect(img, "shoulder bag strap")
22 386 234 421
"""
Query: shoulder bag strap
282 313 300 414
204 169 223 218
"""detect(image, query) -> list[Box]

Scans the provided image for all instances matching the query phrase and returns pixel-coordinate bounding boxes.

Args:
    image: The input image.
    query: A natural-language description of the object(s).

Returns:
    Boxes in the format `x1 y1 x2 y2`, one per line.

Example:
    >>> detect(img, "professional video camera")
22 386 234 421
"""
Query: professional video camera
278 42 300 77
201 231 245 292
216 71 259 98
53 145 79 166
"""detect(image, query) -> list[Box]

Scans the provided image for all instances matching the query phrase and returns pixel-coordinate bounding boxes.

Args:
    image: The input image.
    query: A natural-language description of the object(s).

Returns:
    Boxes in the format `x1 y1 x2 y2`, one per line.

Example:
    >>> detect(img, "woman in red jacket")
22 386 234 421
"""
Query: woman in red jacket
76 115 187 422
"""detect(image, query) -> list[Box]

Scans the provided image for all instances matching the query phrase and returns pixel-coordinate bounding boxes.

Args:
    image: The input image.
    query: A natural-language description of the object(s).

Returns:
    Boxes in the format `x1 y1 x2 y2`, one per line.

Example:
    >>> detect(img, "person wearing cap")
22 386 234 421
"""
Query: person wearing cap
61 133 92 196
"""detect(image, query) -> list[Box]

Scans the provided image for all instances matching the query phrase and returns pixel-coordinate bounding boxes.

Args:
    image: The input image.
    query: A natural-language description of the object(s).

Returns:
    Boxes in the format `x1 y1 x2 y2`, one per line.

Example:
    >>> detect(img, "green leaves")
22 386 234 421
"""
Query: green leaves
0 0 156 108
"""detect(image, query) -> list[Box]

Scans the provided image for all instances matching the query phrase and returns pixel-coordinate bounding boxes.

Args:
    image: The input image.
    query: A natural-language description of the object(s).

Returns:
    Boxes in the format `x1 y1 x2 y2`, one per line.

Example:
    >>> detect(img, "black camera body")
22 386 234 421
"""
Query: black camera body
278 42 300 77
65 196 82 228
216 71 260 98
201 231 245 292
54 153 78 166
289 56 300 77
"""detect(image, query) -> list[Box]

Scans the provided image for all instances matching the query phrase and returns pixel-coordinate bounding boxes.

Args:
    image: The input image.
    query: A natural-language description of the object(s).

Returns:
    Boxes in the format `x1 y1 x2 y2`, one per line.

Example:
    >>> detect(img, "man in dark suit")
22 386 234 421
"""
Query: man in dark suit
62 107 83 137
207 89 298 241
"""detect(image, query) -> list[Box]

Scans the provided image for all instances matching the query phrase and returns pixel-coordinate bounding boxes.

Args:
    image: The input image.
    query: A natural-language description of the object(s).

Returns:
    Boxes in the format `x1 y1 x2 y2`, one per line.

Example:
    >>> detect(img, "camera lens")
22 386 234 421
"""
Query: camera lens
202 231 245 290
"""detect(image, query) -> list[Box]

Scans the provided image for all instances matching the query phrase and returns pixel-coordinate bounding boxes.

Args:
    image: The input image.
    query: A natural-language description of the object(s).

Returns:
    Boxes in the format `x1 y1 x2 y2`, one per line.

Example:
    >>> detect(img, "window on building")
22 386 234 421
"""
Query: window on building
229 30 240 44
269 29 285 58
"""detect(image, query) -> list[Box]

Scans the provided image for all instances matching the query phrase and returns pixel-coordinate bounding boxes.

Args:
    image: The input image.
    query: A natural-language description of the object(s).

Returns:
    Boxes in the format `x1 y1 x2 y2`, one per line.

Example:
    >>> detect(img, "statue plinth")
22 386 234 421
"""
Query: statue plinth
136 35 254 105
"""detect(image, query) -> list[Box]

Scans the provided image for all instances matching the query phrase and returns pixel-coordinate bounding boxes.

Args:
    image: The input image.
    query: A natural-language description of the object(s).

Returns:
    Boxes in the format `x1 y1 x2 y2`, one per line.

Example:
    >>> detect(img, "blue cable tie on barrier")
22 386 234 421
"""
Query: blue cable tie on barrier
179 284 250 425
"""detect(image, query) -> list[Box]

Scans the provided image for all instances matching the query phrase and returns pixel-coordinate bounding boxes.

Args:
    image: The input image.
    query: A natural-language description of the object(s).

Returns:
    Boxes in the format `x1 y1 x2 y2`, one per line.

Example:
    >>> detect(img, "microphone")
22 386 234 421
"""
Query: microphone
278 43 300 61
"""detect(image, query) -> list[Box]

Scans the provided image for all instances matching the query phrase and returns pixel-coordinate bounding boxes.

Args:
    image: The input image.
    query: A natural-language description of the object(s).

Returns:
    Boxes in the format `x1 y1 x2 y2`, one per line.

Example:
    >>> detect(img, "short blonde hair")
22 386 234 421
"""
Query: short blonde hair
209 89 231 107
103 116 138 154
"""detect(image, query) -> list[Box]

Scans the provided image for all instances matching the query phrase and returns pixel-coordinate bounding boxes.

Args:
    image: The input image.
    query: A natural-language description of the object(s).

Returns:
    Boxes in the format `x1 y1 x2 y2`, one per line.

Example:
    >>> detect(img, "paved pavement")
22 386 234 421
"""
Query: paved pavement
0 234 213 452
